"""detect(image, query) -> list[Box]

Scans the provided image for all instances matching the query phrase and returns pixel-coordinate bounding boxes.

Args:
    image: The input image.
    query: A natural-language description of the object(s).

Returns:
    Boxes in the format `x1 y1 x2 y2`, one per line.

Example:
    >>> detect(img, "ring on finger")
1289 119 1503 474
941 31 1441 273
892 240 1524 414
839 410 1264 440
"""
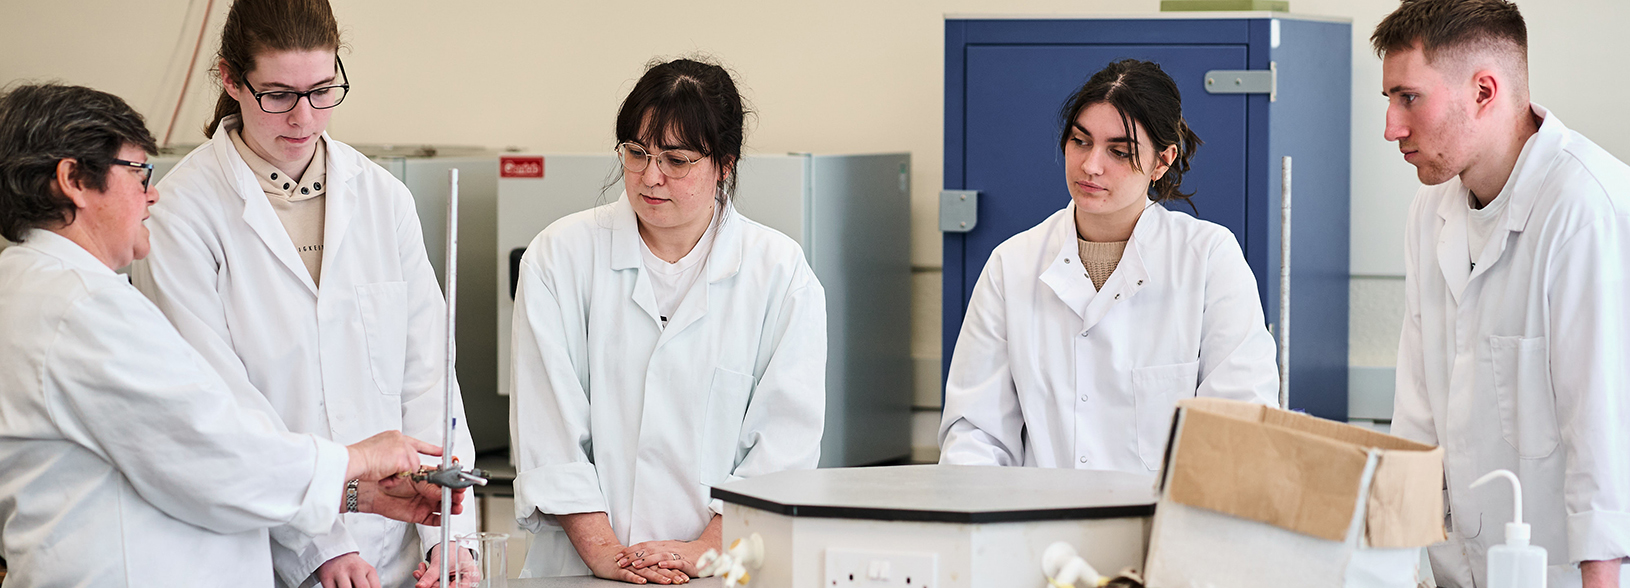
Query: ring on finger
672 552 681 561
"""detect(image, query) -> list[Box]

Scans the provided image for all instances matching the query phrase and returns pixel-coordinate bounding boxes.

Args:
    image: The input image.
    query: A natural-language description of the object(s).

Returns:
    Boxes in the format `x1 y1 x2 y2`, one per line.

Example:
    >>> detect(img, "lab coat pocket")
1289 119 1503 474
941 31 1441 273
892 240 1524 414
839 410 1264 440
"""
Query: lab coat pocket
356 281 410 396
1489 336 1559 458
1133 361 1201 470
700 367 755 487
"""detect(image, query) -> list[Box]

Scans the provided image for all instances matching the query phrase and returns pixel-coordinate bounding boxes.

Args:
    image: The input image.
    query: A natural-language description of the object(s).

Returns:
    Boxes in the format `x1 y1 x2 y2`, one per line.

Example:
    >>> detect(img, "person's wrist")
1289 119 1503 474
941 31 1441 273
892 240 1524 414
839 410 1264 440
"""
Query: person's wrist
344 446 363 481
353 480 373 514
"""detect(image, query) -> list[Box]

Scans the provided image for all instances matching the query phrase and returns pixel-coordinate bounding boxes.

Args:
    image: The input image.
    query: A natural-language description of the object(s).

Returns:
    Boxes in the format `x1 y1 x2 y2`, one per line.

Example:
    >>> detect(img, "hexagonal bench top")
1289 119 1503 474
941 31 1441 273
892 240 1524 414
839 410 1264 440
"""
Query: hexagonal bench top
711 464 1157 524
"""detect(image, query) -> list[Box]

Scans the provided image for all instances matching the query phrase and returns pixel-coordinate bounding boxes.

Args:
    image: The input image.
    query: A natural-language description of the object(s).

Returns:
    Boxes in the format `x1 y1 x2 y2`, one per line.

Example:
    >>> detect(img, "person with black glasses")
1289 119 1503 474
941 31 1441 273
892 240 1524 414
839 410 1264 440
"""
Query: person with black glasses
127 0 478 587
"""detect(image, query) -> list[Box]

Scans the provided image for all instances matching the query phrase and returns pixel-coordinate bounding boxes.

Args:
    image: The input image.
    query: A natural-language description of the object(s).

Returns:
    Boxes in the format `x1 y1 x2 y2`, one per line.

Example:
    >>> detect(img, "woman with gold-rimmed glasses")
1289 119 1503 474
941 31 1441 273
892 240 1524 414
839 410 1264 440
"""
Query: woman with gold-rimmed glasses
128 0 479 587
508 57 827 584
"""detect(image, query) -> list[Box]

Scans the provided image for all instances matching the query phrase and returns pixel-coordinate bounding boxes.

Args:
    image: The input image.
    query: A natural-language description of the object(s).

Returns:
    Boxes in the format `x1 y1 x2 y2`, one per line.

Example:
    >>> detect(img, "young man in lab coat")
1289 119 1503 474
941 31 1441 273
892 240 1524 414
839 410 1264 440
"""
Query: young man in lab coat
1374 1 1630 586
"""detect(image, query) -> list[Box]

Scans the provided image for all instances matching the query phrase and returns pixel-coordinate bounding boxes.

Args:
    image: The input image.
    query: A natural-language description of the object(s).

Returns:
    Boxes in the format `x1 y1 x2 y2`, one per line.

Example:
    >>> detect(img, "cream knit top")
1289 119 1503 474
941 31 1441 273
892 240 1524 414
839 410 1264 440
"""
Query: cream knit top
1077 238 1127 291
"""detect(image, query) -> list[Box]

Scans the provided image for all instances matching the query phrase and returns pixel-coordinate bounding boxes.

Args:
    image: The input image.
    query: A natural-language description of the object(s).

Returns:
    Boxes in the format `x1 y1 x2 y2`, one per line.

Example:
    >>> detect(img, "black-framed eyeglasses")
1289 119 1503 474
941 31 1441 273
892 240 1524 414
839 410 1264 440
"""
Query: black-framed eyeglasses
111 159 154 191
616 142 704 179
239 56 350 114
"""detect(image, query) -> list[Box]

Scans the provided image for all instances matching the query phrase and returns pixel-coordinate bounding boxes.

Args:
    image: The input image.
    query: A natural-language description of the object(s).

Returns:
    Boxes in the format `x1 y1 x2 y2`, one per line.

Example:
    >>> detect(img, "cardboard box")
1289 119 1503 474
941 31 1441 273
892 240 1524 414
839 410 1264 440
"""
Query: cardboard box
1144 398 1445 588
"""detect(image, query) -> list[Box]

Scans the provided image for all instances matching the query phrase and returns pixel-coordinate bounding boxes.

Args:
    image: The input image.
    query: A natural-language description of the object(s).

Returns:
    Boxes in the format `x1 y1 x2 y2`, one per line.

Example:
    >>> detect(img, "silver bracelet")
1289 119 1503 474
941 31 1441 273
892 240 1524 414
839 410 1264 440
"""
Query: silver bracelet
345 479 359 513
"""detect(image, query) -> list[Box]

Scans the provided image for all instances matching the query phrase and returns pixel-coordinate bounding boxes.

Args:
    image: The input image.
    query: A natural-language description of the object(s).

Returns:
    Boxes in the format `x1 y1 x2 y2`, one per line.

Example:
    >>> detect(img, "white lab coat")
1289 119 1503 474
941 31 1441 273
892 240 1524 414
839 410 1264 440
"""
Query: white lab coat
0 230 349 587
939 201 1279 471
509 198 826 577
128 120 476 588
1393 106 1630 588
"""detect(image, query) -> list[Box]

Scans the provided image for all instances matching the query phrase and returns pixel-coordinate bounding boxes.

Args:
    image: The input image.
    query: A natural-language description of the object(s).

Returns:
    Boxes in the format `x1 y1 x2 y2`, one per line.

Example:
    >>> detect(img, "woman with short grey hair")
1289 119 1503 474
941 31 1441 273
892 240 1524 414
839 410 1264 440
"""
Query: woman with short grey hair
0 82 458 587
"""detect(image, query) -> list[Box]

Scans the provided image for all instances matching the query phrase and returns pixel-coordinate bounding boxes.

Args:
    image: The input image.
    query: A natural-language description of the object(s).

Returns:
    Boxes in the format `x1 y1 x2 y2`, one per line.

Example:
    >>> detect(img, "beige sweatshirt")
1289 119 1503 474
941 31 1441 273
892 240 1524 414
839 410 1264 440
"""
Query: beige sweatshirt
229 129 327 285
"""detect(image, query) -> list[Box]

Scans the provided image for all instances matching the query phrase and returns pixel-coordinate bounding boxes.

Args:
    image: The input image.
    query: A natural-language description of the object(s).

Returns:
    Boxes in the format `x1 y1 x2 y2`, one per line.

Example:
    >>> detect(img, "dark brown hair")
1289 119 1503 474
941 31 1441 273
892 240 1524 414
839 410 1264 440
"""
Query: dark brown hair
614 57 750 204
0 84 157 242
1058 59 1202 209
1371 0 1527 62
204 0 342 137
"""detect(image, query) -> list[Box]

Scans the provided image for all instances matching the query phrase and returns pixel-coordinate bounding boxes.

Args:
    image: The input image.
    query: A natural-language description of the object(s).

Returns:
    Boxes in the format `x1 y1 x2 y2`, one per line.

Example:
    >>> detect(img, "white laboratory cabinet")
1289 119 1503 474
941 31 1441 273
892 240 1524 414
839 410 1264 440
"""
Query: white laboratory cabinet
496 153 913 467
366 147 506 452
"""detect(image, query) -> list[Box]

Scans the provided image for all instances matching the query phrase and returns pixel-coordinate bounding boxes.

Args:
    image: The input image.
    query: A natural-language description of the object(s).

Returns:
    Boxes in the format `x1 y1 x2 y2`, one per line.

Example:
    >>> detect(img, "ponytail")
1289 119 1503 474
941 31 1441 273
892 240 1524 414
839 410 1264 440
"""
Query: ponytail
203 78 242 138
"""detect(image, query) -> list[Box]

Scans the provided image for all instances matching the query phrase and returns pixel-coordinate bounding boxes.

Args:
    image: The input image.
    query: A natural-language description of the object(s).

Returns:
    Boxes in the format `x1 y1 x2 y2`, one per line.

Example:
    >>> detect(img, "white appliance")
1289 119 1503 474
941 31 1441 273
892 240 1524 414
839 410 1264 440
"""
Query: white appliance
496 153 913 467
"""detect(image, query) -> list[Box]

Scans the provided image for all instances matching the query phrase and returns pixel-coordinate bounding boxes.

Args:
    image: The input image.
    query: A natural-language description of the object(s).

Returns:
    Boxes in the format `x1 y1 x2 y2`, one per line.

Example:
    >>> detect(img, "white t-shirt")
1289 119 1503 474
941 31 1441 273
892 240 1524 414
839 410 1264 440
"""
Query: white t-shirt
1467 189 1508 270
638 206 723 327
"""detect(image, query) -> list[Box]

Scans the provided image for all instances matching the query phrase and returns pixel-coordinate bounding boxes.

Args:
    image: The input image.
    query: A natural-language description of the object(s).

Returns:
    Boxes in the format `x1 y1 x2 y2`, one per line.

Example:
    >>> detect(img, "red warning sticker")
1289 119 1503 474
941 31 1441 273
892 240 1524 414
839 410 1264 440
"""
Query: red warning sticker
500 156 544 179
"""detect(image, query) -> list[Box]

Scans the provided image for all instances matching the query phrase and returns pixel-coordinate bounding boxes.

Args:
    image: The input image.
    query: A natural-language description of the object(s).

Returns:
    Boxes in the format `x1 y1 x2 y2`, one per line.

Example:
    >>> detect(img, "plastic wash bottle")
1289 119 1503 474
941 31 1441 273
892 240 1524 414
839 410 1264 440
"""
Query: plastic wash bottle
1471 469 1547 588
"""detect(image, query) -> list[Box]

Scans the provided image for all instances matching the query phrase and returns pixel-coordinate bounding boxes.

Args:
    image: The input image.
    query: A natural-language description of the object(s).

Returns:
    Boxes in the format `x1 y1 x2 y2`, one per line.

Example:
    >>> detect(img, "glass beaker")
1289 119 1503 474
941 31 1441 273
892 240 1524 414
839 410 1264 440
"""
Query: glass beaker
452 532 508 588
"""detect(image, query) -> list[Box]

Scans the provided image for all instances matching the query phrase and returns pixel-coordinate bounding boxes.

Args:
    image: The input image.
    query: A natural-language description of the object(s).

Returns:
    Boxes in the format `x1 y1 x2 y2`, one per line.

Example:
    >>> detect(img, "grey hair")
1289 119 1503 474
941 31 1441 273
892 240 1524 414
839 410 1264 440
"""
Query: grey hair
0 83 157 242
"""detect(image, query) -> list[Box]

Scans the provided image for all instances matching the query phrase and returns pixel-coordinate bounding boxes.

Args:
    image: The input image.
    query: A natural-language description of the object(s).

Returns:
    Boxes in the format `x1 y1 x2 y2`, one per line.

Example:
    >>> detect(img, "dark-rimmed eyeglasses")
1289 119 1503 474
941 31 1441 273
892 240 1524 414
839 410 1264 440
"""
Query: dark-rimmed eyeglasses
240 56 350 114
616 142 704 179
111 159 154 191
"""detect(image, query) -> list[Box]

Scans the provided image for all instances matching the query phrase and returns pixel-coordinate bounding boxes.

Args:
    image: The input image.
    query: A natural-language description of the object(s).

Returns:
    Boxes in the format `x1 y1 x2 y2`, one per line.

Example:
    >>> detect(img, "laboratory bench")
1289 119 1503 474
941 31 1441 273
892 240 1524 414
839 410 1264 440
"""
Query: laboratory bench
508 577 722 587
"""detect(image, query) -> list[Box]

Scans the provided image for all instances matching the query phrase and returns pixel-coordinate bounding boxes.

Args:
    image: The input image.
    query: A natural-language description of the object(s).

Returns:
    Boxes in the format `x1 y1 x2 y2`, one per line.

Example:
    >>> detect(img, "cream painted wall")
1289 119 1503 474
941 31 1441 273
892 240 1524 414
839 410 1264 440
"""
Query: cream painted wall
9 1 1626 271
6 0 1627 453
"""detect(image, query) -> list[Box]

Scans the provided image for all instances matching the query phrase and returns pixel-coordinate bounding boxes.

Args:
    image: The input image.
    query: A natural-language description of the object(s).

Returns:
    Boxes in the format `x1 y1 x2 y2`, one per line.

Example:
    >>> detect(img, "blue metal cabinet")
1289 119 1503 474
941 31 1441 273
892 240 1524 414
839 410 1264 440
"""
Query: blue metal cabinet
943 15 1351 419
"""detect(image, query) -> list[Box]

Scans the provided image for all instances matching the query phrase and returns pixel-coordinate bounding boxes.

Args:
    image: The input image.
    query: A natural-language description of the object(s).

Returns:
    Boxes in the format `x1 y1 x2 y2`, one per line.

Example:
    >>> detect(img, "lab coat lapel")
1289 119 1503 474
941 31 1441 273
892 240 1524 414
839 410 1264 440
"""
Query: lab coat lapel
1039 204 1094 321
657 205 742 348
1470 106 1566 282
1038 202 1152 330
1079 204 1153 329
210 123 317 296
21 229 119 276
1435 188 1471 304
609 196 662 324
317 135 359 294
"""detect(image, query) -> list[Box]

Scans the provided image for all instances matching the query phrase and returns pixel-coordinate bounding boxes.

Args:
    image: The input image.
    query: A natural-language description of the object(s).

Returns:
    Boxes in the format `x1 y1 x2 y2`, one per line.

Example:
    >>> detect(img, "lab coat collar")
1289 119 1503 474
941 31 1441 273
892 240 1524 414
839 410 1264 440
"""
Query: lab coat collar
1432 104 1566 300
661 203 741 344
1039 201 1152 325
609 195 643 271
1433 185 1472 301
317 138 363 288
608 196 743 333
608 195 744 283
704 203 744 284
606 196 659 323
1497 104 1566 235
18 228 121 276
209 117 351 296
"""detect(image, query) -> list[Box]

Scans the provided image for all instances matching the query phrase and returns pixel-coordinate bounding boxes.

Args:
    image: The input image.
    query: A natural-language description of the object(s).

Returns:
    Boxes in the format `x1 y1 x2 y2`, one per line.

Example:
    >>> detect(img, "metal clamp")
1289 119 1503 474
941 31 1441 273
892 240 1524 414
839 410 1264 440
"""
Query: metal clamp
940 190 979 232
1204 62 1276 102
409 461 489 489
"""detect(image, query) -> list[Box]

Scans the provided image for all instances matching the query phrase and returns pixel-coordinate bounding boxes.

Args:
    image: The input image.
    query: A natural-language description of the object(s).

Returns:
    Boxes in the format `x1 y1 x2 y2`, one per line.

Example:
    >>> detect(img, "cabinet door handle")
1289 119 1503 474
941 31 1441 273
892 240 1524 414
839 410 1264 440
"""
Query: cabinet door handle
1204 62 1277 102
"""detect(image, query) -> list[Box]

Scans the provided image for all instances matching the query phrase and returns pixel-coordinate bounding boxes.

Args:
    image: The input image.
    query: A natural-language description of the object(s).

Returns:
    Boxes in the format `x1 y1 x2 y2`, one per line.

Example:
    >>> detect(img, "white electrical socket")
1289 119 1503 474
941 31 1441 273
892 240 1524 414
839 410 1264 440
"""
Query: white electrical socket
824 548 939 587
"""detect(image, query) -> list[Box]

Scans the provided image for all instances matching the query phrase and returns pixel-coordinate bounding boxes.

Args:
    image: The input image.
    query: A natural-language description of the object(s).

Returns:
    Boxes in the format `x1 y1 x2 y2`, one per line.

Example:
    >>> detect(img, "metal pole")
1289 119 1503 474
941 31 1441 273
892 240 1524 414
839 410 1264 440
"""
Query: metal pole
440 168 459 588
1278 157 1292 411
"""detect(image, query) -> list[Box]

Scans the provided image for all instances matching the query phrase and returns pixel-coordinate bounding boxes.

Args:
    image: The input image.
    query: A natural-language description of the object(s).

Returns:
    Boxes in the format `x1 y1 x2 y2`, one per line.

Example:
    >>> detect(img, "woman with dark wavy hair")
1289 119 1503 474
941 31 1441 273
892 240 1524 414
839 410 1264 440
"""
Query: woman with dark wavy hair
939 59 1279 473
